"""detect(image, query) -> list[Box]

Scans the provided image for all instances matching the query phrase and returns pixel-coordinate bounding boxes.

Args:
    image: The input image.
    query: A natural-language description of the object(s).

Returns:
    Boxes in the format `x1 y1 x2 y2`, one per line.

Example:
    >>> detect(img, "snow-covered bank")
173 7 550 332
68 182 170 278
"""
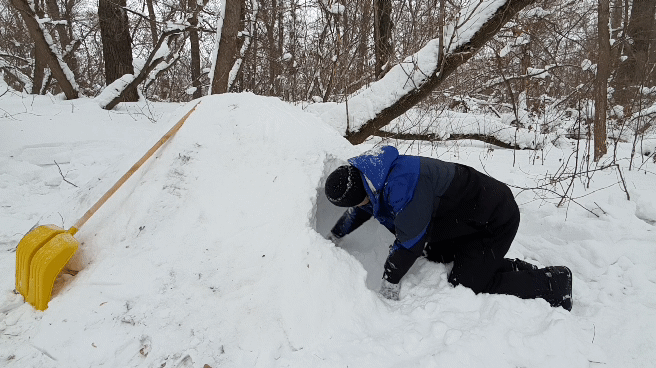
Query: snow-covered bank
1 91 655 367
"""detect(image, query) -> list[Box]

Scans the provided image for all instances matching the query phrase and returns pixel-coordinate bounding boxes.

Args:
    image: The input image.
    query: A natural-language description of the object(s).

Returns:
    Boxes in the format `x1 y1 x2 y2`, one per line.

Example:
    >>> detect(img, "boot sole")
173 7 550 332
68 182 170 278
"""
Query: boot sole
552 266 573 311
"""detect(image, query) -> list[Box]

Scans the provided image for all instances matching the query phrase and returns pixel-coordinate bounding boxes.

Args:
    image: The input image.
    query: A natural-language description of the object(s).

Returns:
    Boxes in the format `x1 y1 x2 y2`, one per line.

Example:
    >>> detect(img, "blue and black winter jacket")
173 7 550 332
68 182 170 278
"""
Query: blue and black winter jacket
330 146 456 284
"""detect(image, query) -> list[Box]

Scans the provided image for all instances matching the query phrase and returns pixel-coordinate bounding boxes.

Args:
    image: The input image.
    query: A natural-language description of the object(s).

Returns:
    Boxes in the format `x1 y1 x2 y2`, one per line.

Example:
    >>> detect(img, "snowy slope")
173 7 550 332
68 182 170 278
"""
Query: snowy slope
1 91 655 368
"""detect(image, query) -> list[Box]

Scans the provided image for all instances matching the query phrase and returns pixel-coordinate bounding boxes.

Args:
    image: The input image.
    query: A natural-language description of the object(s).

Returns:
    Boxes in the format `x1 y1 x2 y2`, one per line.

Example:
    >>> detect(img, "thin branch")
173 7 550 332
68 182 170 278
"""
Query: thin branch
373 130 528 150
54 160 78 187
615 163 630 200
0 53 31 64
508 182 600 218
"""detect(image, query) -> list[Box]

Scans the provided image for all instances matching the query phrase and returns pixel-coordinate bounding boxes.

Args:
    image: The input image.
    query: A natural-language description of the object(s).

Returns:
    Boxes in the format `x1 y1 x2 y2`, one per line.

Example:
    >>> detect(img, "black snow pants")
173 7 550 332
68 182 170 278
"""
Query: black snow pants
425 164 556 301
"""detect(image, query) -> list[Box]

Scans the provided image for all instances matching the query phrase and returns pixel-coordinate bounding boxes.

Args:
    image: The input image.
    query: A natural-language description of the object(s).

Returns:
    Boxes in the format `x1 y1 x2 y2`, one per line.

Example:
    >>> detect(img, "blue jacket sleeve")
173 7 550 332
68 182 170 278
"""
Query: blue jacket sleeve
330 205 373 238
383 238 427 284
382 173 435 284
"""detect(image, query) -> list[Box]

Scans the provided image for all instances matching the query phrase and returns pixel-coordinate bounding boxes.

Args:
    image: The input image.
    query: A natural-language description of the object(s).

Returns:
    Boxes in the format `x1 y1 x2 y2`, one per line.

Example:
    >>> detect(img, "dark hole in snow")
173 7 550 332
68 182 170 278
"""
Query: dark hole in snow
312 156 395 291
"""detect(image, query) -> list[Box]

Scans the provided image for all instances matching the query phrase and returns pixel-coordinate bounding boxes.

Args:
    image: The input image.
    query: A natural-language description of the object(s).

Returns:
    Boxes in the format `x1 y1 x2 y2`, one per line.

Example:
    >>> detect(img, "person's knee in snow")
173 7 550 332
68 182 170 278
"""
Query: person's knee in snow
323 145 573 311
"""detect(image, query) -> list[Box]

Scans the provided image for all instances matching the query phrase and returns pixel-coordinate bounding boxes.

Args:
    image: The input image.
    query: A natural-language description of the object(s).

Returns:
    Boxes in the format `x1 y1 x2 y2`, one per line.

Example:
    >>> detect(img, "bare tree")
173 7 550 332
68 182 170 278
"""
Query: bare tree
595 0 610 161
10 0 78 99
374 0 393 79
32 49 46 94
356 0 372 87
228 0 258 92
260 0 283 95
187 0 207 99
345 0 538 144
145 0 158 46
614 0 656 106
44 0 79 78
98 0 138 102
210 0 243 95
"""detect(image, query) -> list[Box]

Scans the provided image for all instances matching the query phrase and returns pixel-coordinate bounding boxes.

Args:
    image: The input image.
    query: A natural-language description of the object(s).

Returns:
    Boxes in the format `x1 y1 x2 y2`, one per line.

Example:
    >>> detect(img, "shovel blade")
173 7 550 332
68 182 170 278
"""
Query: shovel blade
15 225 78 311
16 225 66 296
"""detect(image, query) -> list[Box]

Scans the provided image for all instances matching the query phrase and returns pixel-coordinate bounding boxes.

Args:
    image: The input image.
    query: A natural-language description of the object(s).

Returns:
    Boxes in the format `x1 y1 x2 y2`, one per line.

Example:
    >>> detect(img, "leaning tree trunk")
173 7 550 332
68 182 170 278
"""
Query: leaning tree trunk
98 0 138 102
44 0 78 78
345 0 537 145
10 0 78 99
102 29 187 110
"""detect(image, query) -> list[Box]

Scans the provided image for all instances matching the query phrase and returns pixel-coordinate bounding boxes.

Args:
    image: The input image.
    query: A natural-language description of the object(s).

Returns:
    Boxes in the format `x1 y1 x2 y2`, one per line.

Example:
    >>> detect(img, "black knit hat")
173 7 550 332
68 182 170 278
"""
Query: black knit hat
325 165 367 207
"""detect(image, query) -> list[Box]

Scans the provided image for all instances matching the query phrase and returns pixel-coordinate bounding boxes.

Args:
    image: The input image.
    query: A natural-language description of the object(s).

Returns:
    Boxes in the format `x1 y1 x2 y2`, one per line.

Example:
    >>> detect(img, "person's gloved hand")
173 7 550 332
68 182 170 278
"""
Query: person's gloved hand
379 279 400 301
326 232 342 246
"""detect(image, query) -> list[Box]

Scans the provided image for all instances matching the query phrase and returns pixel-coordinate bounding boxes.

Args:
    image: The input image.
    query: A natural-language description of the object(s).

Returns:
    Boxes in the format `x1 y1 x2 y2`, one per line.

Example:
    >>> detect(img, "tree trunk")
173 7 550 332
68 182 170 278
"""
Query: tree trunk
32 48 46 94
188 0 203 99
595 0 610 161
228 0 257 92
278 0 284 94
374 131 534 150
374 0 392 79
609 0 624 76
289 0 298 100
210 0 243 94
10 0 78 99
247 20 259 92
340 0 348 48
30 0 46 94
98 0 138 102
263 0 281 95
346 0 536 145
627 0 656 84
357 0 372 85
614 0 656 104
520 39 531 107
44 0 78 78
146 0 159 47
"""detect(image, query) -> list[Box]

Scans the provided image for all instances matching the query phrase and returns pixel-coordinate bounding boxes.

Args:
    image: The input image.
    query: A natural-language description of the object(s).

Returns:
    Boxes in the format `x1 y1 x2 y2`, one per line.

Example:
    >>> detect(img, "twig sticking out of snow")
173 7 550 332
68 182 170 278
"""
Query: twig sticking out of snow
54 160 78 187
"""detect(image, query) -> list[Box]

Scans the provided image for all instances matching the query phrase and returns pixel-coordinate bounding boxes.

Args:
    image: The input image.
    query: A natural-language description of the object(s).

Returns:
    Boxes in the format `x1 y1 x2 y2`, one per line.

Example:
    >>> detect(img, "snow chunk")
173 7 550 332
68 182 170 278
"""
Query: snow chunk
329 3 345 15
527 67 550 79
95 74 136 108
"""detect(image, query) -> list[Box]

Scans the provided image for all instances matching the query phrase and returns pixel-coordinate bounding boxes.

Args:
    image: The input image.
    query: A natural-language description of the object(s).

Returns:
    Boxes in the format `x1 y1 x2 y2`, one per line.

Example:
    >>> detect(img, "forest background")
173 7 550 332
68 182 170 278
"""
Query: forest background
1 0 655 164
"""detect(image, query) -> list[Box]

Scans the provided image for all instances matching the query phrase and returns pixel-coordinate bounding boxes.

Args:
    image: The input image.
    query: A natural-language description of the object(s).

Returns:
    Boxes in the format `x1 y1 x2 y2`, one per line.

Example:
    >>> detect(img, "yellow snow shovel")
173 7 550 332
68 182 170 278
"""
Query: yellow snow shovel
15 101 200 311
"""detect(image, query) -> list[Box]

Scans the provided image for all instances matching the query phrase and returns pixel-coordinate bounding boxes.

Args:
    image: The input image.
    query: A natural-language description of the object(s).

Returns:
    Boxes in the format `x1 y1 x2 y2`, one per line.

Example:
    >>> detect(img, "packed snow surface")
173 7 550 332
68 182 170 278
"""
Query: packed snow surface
1 91 655 368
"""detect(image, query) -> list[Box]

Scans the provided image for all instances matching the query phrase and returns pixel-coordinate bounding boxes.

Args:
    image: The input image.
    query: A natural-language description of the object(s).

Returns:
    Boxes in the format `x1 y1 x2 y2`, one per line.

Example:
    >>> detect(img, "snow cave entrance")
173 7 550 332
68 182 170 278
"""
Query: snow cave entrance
312 156 395 291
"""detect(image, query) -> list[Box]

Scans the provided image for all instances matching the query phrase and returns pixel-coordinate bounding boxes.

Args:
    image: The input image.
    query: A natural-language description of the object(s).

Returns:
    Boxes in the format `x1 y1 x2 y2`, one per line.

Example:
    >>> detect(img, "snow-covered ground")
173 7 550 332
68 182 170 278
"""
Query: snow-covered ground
1 89 655 368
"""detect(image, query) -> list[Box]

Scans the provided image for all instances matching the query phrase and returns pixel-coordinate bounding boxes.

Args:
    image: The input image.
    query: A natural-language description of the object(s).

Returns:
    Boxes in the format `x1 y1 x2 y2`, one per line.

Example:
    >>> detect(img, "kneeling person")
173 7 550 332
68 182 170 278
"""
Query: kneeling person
324 146 572 311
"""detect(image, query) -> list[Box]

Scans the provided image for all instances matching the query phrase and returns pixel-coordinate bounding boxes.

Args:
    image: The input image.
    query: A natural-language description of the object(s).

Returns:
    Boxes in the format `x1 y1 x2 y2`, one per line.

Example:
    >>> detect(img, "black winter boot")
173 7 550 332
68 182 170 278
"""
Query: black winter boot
510 258 539 272
542 266 573 311
498 258 539 273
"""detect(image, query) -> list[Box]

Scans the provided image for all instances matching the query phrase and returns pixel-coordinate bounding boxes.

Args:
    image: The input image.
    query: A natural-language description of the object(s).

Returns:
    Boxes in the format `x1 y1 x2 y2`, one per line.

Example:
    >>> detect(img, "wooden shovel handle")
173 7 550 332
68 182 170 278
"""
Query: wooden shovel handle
72 101 200 231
